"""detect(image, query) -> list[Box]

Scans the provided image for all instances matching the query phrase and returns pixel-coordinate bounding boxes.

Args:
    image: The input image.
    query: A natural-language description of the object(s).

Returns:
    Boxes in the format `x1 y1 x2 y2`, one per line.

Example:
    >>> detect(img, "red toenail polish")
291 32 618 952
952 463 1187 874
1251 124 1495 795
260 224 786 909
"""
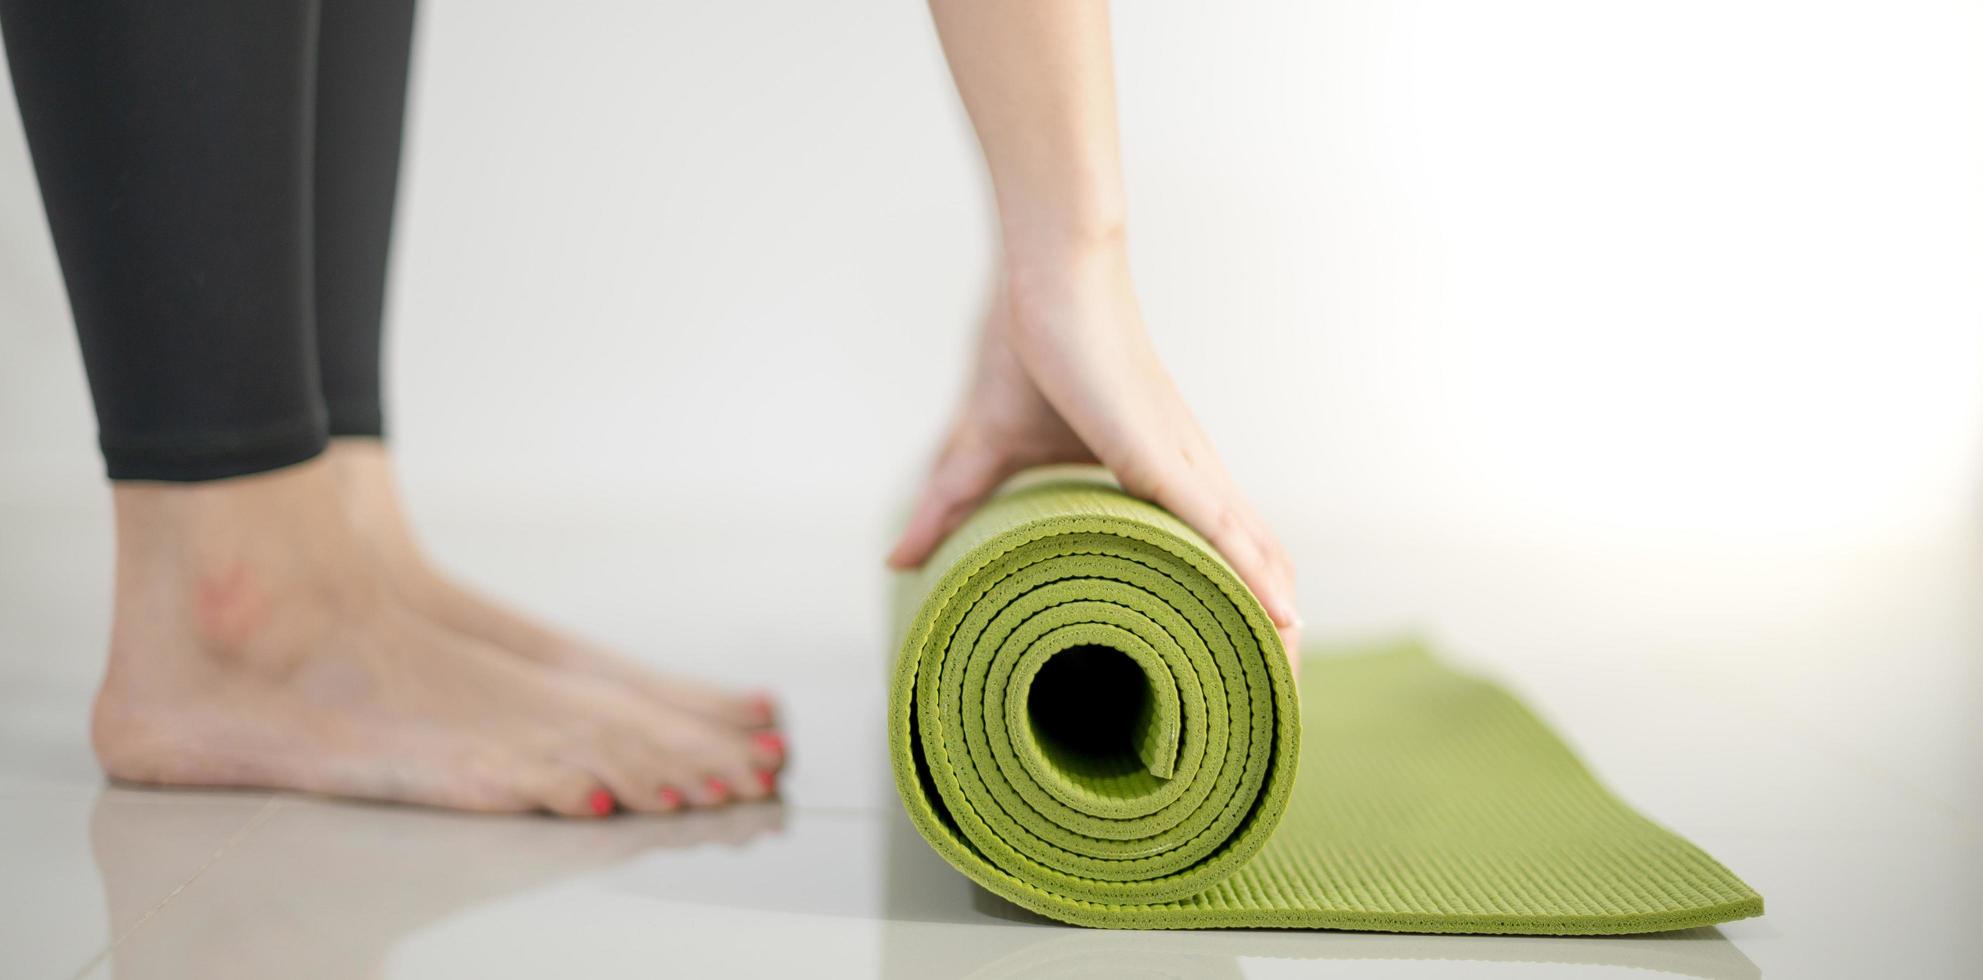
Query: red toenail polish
659 786 684 808
704 777 729 800
756 769 776 793
589 789 614 817
753 731 785 756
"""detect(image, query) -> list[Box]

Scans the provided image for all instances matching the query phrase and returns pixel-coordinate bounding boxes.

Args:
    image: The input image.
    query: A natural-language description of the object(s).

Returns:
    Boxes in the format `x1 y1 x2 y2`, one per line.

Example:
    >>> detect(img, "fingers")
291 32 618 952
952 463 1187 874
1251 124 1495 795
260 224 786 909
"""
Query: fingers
1253 519 1303 676
1132 466 1302 659
886 436 1015 570
1197 499 1304 677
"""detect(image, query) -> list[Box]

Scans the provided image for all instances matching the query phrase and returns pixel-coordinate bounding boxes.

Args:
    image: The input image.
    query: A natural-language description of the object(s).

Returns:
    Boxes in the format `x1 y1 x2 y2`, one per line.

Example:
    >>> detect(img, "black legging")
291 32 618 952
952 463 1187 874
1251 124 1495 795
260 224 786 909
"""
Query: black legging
0 0 416 481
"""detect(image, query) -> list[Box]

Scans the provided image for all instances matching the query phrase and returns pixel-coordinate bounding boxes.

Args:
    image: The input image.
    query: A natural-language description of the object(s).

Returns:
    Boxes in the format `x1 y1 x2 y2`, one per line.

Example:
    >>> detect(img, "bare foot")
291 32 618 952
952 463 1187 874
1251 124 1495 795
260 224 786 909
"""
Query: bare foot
91 458 781 815
321 439 777 732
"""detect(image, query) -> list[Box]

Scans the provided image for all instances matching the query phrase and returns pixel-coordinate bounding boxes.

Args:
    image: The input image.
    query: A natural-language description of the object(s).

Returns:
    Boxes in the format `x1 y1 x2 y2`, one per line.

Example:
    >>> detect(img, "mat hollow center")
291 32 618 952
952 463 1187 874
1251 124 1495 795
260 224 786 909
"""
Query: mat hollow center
1026 644 1168 779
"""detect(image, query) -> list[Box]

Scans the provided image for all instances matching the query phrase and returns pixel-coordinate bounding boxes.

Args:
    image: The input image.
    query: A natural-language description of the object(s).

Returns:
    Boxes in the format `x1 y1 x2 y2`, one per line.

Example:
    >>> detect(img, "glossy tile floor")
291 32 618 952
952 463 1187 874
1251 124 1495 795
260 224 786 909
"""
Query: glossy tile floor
2 494 1978 980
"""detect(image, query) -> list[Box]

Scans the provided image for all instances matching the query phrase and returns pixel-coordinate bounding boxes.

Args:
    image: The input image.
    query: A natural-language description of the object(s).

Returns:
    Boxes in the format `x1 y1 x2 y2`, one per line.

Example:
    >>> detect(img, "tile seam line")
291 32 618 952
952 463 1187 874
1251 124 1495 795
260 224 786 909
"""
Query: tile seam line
66 796 283 980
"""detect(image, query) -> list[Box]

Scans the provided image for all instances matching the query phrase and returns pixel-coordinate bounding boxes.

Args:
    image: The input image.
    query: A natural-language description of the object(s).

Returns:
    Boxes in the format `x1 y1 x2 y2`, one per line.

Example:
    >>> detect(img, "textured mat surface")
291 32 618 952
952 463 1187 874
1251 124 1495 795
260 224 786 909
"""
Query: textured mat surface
889 468 1763 933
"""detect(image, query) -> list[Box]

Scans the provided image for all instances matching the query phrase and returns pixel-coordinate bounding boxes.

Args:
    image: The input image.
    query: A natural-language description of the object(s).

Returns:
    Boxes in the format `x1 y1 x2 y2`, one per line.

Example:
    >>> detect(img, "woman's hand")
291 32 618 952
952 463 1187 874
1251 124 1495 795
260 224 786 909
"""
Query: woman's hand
912 0 1301 669
888 243 1302 667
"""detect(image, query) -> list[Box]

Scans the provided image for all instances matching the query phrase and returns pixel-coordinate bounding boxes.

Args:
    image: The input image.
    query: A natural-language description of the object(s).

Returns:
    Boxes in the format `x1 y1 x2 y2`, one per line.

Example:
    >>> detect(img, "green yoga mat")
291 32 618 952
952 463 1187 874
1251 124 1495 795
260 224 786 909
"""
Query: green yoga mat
888 468 1763 933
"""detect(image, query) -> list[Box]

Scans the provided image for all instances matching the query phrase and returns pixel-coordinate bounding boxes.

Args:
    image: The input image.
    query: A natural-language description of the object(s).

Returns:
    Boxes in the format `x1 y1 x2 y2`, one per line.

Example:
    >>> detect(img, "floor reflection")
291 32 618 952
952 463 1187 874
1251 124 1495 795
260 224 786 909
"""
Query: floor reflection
878 809 1762 980
87 789 788 979
82 789 1765 979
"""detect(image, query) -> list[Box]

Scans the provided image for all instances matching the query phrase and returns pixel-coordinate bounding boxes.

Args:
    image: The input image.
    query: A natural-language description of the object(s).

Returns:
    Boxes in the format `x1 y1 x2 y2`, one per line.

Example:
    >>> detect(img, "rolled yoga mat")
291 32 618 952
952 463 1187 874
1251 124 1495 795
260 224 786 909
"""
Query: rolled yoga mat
888 468 1763 933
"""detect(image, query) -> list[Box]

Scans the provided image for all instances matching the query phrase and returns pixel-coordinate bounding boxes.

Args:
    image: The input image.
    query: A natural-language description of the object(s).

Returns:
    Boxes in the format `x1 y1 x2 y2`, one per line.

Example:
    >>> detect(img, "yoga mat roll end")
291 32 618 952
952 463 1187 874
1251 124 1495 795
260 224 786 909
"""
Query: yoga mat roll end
891 467 1297 905
889 467 1763 934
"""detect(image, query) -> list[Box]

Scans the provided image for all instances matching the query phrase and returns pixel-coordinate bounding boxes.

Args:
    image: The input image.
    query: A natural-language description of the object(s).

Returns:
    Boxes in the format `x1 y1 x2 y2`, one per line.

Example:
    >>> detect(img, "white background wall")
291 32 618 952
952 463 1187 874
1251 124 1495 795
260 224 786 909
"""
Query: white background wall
2 1 1978 787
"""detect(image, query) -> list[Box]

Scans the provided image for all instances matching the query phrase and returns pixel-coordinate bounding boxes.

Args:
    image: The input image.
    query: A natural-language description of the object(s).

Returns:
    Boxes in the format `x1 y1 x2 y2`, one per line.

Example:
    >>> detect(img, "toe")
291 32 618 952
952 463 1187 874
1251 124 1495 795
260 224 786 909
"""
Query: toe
618 697 773 802
690 774 733 808
749 766 780 798
687 728 776 802
656 784 687 811
546 675 778 809
712 754 779 803
747 729 787 770
570 725 686 815
512 759 609 818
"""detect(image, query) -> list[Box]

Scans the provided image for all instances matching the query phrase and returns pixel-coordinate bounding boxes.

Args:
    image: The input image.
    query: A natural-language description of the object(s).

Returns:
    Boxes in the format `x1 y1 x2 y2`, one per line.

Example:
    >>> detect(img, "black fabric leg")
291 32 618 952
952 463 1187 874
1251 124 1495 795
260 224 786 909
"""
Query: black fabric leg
1 0 327 481
313 0 417 439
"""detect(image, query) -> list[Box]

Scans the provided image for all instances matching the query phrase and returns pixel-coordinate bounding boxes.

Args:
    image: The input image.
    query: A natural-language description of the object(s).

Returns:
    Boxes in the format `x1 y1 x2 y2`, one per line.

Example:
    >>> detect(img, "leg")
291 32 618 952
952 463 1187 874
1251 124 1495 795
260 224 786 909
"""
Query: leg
312 0 411 439
2 0 326 480
306 0 775 733
0 0 776 814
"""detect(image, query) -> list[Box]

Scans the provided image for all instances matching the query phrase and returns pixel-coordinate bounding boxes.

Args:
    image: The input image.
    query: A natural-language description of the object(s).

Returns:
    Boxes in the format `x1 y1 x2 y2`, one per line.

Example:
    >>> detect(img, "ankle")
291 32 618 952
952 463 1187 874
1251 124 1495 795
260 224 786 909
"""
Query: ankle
321 438 435 574
107 458 374 653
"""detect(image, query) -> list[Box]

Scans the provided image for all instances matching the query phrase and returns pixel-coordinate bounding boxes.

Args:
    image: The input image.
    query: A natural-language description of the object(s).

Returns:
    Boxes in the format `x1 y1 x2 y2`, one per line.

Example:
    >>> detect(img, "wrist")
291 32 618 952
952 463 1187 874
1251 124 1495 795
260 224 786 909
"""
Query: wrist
995 195 1128 270
1003 232 1128 293
997 227 1141 350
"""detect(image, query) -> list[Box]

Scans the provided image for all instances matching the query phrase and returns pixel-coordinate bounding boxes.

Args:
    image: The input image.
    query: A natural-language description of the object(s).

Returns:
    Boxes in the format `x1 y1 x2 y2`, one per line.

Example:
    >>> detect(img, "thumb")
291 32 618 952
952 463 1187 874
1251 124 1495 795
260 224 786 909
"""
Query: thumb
886 441 1013 570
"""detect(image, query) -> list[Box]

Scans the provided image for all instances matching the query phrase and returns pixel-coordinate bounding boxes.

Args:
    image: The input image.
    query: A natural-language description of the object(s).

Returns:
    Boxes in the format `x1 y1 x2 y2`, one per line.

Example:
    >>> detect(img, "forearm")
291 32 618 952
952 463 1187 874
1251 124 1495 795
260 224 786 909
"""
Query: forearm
927 0 1128 263
913 1 1302 643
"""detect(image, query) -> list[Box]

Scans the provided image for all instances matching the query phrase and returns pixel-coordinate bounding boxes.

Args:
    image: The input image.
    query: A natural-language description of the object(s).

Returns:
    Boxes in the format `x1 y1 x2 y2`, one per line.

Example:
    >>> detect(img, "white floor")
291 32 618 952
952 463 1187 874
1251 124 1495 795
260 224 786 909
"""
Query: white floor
1 490 1977 980
1 0 1977 974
